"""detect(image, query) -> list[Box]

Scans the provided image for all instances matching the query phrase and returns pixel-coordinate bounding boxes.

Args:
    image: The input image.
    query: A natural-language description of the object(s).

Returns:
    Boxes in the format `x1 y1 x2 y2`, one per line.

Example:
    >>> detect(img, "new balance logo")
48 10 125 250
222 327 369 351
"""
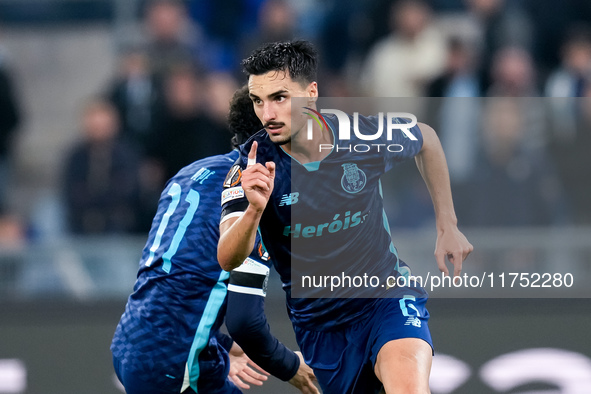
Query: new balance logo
279 192 299 206
404 316 421 328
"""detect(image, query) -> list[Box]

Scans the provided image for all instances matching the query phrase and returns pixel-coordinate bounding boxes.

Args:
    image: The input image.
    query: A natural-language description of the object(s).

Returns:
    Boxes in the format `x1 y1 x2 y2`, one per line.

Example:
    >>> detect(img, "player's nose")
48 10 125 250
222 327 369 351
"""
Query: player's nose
262 103 276 123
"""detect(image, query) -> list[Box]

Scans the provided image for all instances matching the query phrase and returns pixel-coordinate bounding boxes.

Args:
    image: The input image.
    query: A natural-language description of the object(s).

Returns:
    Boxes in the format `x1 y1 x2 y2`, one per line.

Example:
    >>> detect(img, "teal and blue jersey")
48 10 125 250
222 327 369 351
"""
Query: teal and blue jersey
221 114 428 331
111 150 290 393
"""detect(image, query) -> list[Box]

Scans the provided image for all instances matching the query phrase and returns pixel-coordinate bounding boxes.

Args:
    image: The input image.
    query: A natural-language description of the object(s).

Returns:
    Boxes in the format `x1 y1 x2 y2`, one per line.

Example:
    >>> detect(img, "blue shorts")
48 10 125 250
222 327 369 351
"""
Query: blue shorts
113 344 241 394
293 296 432 394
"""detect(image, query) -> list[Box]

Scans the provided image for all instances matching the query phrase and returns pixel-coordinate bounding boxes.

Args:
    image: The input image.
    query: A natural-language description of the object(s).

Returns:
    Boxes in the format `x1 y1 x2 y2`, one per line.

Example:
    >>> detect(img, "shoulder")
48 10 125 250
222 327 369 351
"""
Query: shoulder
416 122 431 143
241 129 271 150
170 151 237 186
237 129 276 164
417 122 434 135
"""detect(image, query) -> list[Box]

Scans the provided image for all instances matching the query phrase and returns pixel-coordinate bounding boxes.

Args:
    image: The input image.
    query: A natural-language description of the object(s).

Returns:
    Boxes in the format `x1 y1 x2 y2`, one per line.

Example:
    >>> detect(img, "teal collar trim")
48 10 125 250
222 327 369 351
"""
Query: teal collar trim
280 117 336 172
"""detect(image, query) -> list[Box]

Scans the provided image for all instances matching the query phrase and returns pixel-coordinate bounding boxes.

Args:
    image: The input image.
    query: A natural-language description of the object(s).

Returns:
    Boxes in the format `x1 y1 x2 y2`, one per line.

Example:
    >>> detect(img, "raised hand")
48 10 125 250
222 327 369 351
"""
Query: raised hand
242 141 276 212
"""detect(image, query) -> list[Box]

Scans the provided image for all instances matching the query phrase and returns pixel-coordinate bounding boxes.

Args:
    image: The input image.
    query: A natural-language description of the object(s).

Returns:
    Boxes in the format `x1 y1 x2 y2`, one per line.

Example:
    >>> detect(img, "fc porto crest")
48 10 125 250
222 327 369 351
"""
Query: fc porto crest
341 163 366 194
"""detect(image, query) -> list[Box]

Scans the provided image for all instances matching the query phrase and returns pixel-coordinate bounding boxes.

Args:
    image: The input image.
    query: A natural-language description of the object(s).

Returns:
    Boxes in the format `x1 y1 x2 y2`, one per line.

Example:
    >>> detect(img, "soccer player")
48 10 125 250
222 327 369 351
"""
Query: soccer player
218 41 473 393
111 86 318 394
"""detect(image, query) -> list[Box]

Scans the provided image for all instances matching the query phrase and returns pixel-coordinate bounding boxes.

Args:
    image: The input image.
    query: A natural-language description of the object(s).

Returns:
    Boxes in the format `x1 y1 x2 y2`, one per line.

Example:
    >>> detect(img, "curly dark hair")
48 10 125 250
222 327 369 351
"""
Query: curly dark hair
241 40 318 86
228 85 263 148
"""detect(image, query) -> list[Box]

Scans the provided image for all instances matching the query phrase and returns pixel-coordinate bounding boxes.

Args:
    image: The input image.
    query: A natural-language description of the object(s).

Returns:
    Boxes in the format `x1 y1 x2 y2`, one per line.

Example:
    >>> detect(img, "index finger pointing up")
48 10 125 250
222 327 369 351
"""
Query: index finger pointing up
247 141 258 168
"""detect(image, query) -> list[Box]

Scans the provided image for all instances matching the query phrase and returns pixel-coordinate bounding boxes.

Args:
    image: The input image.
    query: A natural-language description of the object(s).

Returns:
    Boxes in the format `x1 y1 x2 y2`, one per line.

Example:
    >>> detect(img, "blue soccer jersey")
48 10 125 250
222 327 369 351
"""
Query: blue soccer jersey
112 150 269 393
221 114 428 331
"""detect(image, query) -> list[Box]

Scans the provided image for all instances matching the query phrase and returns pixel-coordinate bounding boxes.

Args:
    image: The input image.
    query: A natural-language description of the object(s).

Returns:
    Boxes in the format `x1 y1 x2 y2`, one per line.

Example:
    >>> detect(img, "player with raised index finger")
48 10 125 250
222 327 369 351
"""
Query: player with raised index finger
219 40 473 393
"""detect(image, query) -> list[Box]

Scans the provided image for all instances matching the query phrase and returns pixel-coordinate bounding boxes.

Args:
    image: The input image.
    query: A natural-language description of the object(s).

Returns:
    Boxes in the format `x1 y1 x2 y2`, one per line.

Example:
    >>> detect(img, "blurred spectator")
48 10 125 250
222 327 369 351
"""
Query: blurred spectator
547 88 591 224
188 0 265 73
361 0 446 97
363 0 465 47
464 0 533 91
0 40 20 214
135 72 238 231
546 26 591 98
426 37 481 183
0 214 25 295
241 0 297 61
542 24 591 225
487 47 548 152
203 72 239 127
524 0 591 79
427 37 481 98
456 98 568 227
545 27 591 142
316 0 368 96
149 66 231 182
358 0 400 57
143 0 204 77
317 0 357 79
487 46 538 97
107 48 167 233
63 99 141 234
0 214 25 249
107 48 162 155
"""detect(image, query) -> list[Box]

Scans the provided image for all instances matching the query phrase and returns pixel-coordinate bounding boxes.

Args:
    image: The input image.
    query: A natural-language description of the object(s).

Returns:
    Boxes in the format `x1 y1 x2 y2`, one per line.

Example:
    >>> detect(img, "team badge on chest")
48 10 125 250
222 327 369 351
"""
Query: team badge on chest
341 163 366 194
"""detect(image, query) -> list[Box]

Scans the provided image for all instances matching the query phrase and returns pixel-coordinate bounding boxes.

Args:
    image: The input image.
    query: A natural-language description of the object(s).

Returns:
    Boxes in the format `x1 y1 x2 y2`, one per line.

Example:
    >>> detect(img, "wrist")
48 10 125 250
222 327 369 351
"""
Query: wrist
435 211 458 232
246 202 266 216
286 350 302 382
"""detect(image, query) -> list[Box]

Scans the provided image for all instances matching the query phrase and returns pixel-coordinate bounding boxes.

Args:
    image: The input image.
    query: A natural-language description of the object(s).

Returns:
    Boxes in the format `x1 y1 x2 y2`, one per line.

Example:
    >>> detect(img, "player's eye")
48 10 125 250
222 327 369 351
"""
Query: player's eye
252 98 262 105
276 95 286 103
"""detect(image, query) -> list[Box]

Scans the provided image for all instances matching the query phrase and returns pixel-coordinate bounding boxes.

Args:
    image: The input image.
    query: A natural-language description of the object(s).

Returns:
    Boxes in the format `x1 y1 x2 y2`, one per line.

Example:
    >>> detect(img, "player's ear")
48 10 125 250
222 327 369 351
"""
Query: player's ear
307 82 318 99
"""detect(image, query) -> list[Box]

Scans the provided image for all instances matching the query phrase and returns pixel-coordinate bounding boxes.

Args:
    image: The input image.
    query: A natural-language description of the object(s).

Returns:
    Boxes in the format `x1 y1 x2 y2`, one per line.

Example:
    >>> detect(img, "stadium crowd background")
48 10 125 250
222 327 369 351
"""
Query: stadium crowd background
0 0 590 242
0 1 591 393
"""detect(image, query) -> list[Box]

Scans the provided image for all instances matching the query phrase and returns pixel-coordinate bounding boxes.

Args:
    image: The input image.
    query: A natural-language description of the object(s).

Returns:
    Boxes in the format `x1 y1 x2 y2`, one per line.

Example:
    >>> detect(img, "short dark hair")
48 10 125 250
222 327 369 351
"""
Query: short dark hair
228 85 263 148
241 40 318 85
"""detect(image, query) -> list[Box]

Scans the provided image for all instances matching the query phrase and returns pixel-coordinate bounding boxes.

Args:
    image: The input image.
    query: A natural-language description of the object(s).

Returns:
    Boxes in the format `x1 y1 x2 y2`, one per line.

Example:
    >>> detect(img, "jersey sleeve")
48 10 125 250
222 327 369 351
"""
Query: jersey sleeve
228 234 271 294
226 242 300 381
228 255 270 297
382 115 423 172
220 150 248 224
358 114 423 172
215 331 234 352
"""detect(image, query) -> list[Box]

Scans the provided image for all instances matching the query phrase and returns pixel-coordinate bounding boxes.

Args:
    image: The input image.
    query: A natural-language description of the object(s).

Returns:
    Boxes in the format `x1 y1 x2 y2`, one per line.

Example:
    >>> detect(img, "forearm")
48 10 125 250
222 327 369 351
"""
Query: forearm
218 205 263 271
415 124 474 276
415 123 458 230
226 292 300 381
